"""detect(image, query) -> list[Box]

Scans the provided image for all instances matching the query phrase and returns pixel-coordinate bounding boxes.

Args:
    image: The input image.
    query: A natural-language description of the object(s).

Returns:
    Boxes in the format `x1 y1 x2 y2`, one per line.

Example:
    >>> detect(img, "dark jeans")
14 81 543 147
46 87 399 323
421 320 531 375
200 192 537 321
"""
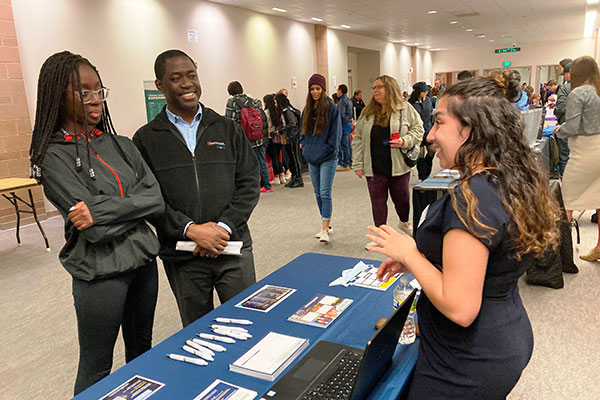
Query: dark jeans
416 154 433 181
162 245 256 327
266 141 284 175
72 259 158 395
338 128 353 167
366 172 411 226
284 136 303 182
556 137 570 176
253 145 271 189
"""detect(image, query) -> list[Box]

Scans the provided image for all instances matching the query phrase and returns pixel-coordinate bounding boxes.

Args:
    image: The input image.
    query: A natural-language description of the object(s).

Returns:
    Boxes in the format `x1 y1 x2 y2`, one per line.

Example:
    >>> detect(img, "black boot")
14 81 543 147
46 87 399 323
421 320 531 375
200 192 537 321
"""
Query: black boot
288 178 304 188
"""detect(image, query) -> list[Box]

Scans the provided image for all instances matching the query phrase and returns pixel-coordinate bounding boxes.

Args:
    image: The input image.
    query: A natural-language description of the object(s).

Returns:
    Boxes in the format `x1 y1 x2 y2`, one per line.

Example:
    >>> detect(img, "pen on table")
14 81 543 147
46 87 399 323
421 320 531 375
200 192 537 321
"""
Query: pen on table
210 324 249 333
215 318 253 325
166 353 207 366
198 332 236 343
182 345 214 361
211 328 250 340
193 338 227 352
185 339 215 356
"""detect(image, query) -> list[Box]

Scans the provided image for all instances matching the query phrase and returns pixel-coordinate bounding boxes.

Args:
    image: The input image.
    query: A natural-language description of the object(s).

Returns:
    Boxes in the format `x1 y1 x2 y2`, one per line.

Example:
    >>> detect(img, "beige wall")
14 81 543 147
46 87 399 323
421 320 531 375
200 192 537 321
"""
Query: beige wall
326 29 433 97
432 38 596 90
13 0 317 138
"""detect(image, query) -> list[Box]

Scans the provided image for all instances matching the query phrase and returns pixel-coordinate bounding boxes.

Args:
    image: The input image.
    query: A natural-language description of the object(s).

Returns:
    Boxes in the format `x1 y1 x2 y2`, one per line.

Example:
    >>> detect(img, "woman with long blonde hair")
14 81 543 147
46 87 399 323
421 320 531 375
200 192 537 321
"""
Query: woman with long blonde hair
352 75 424 249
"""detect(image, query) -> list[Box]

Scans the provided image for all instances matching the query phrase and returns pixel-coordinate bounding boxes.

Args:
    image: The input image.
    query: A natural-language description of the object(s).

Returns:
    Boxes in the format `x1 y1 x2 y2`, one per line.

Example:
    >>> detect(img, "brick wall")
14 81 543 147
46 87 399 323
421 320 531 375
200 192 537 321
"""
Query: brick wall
0 0 48 230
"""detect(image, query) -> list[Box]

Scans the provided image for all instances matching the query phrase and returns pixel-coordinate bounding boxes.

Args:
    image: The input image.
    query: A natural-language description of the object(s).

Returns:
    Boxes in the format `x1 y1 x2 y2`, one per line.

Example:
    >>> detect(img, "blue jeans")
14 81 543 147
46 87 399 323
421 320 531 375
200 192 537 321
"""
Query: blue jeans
308 158 337 220
556 137 569 176
253 145 271 190
338 128 353 167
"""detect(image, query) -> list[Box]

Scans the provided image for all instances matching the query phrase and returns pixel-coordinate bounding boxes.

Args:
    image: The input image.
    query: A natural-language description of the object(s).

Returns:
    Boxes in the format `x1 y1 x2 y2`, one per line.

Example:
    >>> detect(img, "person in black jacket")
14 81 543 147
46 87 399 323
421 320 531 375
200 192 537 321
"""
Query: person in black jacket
29 51 164 395
409 82 434 180
133 49 259 327
275 92 304 187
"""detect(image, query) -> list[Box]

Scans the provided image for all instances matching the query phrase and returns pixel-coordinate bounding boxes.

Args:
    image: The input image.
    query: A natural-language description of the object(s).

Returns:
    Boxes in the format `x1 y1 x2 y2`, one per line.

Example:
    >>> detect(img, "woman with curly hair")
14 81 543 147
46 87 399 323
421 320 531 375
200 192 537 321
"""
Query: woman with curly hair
369 73 560 398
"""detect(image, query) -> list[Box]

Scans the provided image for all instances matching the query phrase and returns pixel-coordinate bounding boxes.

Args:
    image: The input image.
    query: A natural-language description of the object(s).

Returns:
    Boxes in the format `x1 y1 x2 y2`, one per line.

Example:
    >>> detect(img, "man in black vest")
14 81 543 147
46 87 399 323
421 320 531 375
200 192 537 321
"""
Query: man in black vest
133 49 259 327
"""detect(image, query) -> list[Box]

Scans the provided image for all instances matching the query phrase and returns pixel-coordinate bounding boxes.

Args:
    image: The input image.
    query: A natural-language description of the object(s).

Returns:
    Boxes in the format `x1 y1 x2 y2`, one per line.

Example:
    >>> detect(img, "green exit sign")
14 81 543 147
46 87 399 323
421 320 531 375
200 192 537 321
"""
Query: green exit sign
495 47 521 53
503 61 511 67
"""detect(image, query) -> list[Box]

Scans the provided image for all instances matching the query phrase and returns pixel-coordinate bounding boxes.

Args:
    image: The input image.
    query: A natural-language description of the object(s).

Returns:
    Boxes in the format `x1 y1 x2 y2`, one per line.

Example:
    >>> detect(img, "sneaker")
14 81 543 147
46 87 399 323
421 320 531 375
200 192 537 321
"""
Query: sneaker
365 241 378 250
285 170 292 181
288 180 304 188
336 165 351 172
270 176 280 185
315 226 333 238
260 187 273 193
580 247 600 262
319 229 330 243
397 221 413 235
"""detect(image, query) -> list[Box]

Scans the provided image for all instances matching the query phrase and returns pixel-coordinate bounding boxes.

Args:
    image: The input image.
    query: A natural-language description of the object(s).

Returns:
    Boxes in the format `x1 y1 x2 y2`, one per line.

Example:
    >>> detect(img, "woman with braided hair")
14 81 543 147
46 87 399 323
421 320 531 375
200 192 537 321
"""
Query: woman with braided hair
369 73 560 398
30 51 164 394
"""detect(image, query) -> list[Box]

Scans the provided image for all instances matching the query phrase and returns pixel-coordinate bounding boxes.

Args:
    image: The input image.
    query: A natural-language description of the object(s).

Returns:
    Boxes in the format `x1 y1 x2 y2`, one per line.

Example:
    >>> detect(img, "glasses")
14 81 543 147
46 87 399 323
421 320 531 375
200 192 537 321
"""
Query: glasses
371 85 385 91
75 87 110 104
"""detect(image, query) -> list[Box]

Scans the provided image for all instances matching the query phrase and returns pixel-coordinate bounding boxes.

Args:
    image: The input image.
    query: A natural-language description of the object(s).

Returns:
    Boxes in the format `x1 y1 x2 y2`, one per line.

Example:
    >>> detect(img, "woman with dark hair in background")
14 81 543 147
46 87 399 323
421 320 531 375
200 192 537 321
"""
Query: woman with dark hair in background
29 51 164 394
300 73 342 243
263 93 286 185
369 73 559 398
353 75 423 249
409 81 435 181
275 92 304 188
555 55 600 261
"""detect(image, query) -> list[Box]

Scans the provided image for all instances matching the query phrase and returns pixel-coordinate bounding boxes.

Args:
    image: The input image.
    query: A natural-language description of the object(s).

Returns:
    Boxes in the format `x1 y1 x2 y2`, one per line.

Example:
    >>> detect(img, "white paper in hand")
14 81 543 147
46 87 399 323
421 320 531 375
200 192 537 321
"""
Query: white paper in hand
176 241 243 256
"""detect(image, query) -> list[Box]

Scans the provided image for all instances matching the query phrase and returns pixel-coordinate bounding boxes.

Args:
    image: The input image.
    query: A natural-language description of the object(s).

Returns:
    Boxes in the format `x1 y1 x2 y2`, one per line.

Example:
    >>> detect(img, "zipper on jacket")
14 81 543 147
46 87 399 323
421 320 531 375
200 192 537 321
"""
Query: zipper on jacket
191 155 202 202
89 145 124 197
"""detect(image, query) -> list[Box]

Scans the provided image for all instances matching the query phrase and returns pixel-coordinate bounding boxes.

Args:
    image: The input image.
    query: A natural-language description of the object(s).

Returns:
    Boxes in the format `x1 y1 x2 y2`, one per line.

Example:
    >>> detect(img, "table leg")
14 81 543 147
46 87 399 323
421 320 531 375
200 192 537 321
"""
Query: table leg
13 192 21 246
27 189 50 251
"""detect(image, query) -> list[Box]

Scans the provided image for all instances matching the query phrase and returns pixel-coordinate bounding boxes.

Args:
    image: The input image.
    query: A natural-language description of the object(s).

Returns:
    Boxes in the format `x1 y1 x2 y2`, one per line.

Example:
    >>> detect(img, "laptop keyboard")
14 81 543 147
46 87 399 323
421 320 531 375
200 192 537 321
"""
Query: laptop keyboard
301 351 363 400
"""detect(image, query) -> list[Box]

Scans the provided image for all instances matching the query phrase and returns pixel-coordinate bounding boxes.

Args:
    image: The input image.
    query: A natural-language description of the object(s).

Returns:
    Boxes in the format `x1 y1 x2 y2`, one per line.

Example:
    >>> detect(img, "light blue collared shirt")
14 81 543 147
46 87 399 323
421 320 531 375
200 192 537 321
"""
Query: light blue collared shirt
165 105 203 153
165 105 232 237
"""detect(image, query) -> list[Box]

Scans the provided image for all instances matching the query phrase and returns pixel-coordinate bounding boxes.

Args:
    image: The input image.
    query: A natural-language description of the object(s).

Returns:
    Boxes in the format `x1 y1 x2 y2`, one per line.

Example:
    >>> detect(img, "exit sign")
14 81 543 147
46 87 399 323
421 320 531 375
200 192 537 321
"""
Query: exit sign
495 47 520 53
503 61 511 67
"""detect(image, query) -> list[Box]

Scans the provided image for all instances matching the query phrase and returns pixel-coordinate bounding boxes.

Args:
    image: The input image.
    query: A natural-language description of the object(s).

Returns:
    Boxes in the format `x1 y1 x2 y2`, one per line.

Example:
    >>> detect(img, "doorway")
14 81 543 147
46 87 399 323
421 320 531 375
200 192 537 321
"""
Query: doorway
347 46 380 104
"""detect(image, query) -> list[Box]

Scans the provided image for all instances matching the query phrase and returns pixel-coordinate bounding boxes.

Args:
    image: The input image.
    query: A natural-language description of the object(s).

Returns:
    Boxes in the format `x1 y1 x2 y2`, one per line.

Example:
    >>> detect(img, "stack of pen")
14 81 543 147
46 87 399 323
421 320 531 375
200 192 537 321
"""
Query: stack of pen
167 318 253 367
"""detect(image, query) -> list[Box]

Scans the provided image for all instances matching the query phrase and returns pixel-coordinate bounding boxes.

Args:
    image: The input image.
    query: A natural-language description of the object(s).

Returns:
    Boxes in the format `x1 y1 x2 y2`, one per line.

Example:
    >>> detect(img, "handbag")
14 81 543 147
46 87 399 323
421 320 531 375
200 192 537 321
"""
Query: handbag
397 109 420 167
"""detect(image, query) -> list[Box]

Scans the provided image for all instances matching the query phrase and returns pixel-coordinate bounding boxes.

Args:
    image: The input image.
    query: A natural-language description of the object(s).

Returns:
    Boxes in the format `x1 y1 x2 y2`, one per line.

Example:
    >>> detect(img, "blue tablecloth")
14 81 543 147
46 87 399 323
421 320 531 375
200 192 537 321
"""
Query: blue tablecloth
75 253 419 400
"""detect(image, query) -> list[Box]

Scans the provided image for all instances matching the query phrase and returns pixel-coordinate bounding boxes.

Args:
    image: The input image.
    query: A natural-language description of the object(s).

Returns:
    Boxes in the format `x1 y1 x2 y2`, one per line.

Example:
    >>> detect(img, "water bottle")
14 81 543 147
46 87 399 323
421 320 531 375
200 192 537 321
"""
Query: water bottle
393 275 417 345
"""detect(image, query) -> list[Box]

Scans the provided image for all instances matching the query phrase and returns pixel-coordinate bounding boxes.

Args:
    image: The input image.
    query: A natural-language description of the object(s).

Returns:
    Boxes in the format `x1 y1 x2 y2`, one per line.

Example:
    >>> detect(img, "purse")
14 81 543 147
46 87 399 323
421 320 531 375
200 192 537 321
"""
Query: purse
397 109 420 167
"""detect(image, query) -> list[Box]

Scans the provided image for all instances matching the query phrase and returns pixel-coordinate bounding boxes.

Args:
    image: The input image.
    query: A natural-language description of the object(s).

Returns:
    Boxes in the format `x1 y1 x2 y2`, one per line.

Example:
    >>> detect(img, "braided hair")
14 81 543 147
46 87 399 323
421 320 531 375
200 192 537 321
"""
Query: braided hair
29 51 118 181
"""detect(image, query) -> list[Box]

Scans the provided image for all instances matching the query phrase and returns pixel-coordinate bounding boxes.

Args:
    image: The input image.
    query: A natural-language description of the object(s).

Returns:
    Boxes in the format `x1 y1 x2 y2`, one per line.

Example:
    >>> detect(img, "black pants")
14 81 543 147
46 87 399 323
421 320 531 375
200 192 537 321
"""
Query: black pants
72 259 158 395
284 136 303 182
162 245 256 327
266 141 284 175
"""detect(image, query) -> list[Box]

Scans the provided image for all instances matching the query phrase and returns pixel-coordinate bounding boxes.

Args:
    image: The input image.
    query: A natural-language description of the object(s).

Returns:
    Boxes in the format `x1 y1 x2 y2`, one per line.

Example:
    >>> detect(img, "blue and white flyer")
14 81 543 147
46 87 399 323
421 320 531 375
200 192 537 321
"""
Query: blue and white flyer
194 379 257 400
100 375 164 400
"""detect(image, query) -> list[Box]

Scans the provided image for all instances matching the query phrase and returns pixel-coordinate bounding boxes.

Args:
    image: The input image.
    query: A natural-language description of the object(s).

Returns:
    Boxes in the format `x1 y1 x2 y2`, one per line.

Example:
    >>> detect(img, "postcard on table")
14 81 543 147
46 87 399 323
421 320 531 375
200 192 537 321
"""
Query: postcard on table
235 284 296 312
350 265 400 291
99 375 164 400
288 294 353 328
194 379 257 400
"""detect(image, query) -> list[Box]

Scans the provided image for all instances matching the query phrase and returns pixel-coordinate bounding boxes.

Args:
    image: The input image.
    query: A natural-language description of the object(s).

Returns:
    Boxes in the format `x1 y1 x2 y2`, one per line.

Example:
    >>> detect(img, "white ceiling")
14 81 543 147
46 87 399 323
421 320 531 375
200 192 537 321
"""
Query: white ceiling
208 0 594 50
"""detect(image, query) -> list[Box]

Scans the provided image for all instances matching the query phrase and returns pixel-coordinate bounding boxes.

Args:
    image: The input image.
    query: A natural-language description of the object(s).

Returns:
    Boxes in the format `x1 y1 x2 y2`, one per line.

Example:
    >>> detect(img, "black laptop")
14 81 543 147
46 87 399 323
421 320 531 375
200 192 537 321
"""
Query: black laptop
261 288 417 400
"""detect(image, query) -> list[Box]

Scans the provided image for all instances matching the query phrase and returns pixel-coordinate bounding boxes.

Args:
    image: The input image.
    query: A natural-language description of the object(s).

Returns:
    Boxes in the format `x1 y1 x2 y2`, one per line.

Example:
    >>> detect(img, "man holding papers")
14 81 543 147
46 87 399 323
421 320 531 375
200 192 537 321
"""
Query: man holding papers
133 49 259 326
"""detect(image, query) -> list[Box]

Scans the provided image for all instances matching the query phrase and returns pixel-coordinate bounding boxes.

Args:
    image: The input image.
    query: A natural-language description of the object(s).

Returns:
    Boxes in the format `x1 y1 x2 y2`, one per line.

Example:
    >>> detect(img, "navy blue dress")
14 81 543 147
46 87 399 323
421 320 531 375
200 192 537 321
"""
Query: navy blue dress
408 173 533 399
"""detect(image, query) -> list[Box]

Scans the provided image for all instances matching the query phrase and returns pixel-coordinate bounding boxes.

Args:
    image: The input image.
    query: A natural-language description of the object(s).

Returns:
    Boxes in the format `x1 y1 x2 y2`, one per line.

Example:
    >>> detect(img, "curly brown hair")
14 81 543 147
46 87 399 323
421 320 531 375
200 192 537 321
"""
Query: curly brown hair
442 75 560 259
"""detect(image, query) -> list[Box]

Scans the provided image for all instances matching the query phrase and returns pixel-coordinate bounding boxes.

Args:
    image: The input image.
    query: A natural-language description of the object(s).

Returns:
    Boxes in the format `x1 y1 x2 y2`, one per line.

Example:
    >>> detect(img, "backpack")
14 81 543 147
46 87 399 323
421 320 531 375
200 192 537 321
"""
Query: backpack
235 97 263 142
282 106 301 140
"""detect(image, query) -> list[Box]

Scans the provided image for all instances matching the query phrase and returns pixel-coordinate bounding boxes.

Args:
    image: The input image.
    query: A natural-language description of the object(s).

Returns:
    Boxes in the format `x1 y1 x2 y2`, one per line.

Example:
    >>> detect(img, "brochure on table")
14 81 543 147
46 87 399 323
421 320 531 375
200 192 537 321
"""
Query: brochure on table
288 294 353 328
194 379 257 400
329 261 400 291
235 285 296 312
100 375 164 400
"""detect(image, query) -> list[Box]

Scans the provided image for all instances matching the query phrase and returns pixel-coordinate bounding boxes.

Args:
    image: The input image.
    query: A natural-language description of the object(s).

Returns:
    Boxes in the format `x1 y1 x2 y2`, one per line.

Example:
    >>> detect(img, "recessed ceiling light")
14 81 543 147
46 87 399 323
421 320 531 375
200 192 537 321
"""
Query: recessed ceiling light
489 39 495 42
432 48 440 51
478 34 486 38
413 43 420 46
399 39 407 43
424 45 431 48
427 10 438 14
311 17 323 22
587 0 599 4
466 28 473 32
449 20 458 24
340 24 351 28
271 7 287 12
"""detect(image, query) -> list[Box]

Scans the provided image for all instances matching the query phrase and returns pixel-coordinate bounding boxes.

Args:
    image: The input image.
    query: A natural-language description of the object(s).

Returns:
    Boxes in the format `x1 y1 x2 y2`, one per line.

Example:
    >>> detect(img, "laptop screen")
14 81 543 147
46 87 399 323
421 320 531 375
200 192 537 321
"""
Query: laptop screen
349 288 417 400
